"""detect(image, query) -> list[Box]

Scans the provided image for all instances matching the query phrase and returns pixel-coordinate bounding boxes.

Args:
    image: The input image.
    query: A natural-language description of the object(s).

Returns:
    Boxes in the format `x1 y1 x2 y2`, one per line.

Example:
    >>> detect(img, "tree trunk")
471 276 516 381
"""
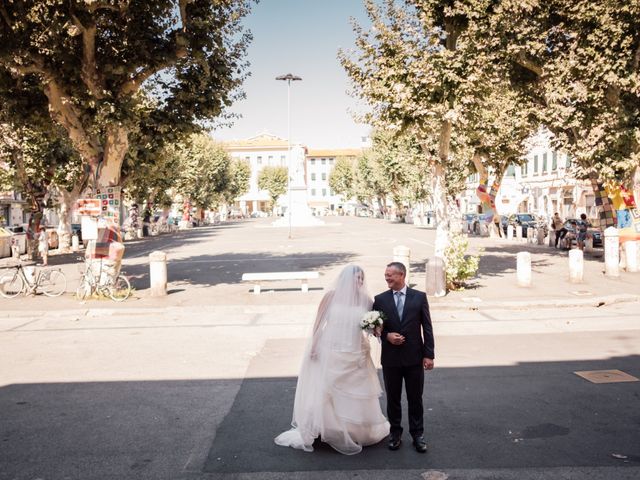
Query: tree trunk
97 125 129 187
432 162 449 258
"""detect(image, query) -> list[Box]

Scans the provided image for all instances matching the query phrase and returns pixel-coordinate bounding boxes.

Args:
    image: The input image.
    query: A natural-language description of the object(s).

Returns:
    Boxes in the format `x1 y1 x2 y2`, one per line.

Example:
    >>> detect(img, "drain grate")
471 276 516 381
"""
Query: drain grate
574 369 639 384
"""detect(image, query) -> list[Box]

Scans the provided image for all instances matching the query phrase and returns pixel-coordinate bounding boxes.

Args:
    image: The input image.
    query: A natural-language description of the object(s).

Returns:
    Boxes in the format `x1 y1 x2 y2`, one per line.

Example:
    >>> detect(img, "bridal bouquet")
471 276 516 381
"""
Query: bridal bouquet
360 310 385 336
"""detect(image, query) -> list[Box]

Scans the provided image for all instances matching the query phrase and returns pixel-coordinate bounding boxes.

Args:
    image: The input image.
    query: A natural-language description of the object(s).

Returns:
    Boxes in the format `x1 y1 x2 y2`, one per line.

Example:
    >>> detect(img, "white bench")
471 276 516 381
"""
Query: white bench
241 271 319 294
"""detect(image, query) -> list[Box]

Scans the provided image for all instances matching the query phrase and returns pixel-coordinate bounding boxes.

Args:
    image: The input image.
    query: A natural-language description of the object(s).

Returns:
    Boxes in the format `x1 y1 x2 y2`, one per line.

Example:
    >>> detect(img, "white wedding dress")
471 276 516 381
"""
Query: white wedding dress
275 266 389 455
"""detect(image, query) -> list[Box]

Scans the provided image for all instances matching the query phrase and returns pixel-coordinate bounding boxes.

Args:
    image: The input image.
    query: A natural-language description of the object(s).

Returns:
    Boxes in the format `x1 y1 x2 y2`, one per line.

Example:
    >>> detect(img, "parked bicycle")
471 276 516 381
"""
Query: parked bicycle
0 263 67 298
75 257 131 302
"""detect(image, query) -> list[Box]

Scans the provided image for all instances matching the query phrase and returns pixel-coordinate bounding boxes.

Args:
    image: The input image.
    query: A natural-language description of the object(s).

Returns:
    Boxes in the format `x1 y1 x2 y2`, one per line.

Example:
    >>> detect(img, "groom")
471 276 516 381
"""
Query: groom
373 262 435 453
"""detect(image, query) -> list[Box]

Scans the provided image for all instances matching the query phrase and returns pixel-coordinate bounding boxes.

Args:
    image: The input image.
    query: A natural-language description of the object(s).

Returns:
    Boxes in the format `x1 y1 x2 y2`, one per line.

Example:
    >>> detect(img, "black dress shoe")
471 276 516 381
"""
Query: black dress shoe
413 435 427 453
388 436 401 450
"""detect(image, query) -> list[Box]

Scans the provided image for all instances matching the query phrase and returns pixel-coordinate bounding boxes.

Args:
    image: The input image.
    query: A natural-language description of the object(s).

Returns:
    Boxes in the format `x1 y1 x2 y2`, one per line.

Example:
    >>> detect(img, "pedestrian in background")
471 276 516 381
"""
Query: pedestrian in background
38 226 49 266
552 212 565 248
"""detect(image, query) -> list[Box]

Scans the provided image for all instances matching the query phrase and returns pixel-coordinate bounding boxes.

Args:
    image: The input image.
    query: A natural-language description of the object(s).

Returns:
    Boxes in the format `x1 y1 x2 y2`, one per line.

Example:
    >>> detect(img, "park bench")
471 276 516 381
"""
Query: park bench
241 271 319 294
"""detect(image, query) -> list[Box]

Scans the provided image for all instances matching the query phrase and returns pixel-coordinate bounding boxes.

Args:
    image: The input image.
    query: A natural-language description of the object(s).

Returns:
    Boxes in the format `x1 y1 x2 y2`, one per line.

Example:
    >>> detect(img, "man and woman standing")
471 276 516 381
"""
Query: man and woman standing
275 262 435 455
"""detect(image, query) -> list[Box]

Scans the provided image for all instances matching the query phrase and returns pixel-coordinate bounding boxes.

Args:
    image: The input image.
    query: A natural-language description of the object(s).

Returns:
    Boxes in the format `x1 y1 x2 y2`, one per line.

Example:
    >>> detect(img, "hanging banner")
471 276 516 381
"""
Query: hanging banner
76 198 101 216
95 186 121 226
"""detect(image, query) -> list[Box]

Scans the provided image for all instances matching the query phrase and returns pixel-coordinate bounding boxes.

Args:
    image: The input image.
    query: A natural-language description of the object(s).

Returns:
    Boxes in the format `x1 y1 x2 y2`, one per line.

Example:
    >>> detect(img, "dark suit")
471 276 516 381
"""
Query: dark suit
373 287 434 438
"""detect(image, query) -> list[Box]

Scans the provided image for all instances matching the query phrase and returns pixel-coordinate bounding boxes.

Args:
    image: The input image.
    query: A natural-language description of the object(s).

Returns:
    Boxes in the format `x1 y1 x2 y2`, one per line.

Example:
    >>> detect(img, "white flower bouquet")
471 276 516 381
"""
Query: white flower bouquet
360 310 385 336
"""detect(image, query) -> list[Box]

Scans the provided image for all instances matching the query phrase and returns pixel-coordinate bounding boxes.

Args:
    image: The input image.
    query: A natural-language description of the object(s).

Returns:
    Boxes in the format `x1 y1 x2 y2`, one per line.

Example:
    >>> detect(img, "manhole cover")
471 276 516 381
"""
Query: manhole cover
574 369 639 384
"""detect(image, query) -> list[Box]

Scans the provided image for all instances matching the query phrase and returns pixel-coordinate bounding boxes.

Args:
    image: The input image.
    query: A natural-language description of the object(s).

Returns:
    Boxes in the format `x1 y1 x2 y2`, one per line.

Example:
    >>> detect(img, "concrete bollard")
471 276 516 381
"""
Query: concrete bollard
548 230 556 247
527 227 535 244
507 225 514 241
71 234 79 252
584 236 593 254
537 228 545 245
149 250 168 296
516 251 532 287
625 240 638 273
516 225 523 242
393 245 411 286
569 249 584 283
425 256 446 297
604 227 620 277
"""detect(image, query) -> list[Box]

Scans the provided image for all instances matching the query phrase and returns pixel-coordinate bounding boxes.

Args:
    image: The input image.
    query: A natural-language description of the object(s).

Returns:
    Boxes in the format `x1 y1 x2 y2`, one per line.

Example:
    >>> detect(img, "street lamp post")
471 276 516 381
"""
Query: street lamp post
276 73 302 239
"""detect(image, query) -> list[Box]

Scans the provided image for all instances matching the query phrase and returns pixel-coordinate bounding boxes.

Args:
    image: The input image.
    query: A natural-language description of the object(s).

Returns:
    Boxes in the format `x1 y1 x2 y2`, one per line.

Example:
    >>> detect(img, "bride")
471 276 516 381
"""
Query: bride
274 264 390 455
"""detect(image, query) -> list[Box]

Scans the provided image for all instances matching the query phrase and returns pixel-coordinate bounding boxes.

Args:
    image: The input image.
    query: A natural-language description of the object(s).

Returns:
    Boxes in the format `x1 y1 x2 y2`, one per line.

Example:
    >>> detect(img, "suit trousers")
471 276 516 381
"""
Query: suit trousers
382 364 424 438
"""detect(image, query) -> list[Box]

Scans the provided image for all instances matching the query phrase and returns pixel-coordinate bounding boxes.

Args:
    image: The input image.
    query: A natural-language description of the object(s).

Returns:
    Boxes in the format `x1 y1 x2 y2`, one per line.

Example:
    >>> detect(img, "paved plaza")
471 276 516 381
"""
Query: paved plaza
1 217 639 479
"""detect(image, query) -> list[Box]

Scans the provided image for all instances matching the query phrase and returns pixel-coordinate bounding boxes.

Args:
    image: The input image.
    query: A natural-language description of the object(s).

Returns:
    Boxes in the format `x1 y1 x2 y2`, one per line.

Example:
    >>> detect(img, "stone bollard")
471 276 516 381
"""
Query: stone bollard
548 230 556 247
604 227 620 277
516 225 523 242
625 240 638 273
507 225 514 241
149 250 168 296
569 249 584 283
71 234 79 253
393 245 411 286
425 256 446 297
527 227 535 244
584 236 593 254
516 251 532 287
11 245 19 259
537 228 545 245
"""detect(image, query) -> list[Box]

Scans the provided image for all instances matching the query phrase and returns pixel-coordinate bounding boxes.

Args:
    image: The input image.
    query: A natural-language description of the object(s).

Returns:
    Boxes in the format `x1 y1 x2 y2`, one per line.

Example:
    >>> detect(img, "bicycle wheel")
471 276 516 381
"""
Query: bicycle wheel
108 275 131 302
0 271 24 298
40 269 67 297
75 275 92 300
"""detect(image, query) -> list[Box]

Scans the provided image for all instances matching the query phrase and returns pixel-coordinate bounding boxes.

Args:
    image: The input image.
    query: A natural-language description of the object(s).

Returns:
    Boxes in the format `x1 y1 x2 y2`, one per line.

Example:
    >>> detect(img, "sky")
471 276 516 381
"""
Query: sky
210 0 372 150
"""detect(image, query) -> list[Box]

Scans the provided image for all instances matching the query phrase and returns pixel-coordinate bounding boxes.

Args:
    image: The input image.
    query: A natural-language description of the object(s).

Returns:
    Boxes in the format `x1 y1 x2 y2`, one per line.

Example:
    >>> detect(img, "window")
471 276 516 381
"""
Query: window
245 156 250 162
542 153 548 173
311 173 316 181
521 161 528 177
311 189 316 196
533 155 539 174
329 158 334 165
330 189 335 196
505 164 515 177
322 188 327 196
321 173 327 181
281 155 286 163
257 156 262 165
310 159 315 165
566 154 572 168
321 158 326 165
552 151 557 170
268 155 273 164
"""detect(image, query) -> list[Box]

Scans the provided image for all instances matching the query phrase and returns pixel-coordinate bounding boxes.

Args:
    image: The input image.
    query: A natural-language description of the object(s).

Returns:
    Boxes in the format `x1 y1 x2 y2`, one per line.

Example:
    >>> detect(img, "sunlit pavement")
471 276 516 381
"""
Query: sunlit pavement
1 217 639 479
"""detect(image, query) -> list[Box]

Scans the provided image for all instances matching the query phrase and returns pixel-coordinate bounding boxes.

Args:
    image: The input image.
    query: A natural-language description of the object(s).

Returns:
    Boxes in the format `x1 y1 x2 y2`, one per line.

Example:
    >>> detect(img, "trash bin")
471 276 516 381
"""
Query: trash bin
0 227 11 258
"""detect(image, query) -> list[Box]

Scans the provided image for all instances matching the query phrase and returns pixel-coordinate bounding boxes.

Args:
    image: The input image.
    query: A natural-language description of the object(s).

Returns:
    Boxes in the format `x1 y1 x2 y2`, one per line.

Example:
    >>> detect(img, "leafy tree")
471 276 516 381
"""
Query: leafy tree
257 166 288 210
329 157 356 201
0 0 253 191
174 134 233 211
223 158 251 204
490 1 640 225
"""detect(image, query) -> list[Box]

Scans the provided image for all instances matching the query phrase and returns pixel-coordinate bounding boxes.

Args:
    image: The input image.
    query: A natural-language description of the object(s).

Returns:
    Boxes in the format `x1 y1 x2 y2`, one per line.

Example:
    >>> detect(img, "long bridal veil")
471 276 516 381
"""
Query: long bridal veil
274 265 389 455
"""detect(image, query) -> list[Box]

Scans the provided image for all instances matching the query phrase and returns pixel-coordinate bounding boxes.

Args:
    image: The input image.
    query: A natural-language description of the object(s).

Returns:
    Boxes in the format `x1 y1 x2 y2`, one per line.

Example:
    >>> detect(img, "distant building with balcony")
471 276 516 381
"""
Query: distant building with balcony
459 130 597 222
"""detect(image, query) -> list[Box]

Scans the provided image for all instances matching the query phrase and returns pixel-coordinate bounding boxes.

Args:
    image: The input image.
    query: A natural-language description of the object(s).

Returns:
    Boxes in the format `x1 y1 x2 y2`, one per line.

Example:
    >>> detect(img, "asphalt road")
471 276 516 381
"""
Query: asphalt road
1 217 639 479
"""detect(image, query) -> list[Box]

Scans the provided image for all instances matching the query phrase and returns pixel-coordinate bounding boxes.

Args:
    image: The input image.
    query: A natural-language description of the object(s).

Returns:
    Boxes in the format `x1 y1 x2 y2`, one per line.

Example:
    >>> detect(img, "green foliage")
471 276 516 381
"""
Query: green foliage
444 233 480 291
224 159 251 203
329 157 356 200
257 166 288 206
0 0 254 187
174 134 233 210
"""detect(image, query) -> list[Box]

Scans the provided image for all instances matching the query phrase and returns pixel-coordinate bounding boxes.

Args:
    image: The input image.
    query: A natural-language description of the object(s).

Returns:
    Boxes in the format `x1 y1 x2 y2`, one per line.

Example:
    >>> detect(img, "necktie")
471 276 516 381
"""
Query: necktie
395 291 404 319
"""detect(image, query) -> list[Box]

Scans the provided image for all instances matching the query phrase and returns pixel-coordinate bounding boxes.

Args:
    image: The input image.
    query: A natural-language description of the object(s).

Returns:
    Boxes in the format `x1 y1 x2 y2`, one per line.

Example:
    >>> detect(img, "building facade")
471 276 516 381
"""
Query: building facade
305 149 361 214
460 131 598 222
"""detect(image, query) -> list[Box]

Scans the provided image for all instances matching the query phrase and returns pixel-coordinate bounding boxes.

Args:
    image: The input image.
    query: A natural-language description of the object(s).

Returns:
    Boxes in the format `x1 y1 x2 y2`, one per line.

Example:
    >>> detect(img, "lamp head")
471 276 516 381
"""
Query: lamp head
276 73 302 81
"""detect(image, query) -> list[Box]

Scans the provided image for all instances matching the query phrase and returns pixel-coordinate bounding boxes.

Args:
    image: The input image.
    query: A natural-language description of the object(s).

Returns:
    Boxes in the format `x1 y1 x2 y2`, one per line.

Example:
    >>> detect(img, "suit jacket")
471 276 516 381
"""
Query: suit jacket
373 287 435 367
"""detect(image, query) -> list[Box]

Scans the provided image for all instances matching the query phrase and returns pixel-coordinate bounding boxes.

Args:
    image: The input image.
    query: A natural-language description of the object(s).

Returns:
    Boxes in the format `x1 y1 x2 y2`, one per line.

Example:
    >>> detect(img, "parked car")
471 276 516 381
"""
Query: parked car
501 213 539 237
558 219 603 248
463 213 480 234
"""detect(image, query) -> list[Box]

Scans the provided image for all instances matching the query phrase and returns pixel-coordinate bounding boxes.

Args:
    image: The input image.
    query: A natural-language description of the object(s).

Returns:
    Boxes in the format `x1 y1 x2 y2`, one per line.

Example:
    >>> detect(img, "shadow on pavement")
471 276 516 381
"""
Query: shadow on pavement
123 251 356 291
2 345 638 477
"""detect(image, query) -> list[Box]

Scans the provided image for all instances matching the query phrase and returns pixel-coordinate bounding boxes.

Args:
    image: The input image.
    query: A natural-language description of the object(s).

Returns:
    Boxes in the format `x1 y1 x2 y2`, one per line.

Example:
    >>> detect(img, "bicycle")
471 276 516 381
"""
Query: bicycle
75 257 131 302
0 263 67 298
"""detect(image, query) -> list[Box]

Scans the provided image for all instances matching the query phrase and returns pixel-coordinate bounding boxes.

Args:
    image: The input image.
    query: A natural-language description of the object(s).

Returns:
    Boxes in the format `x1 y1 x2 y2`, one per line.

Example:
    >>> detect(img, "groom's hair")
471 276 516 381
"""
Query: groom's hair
387 262 406 276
